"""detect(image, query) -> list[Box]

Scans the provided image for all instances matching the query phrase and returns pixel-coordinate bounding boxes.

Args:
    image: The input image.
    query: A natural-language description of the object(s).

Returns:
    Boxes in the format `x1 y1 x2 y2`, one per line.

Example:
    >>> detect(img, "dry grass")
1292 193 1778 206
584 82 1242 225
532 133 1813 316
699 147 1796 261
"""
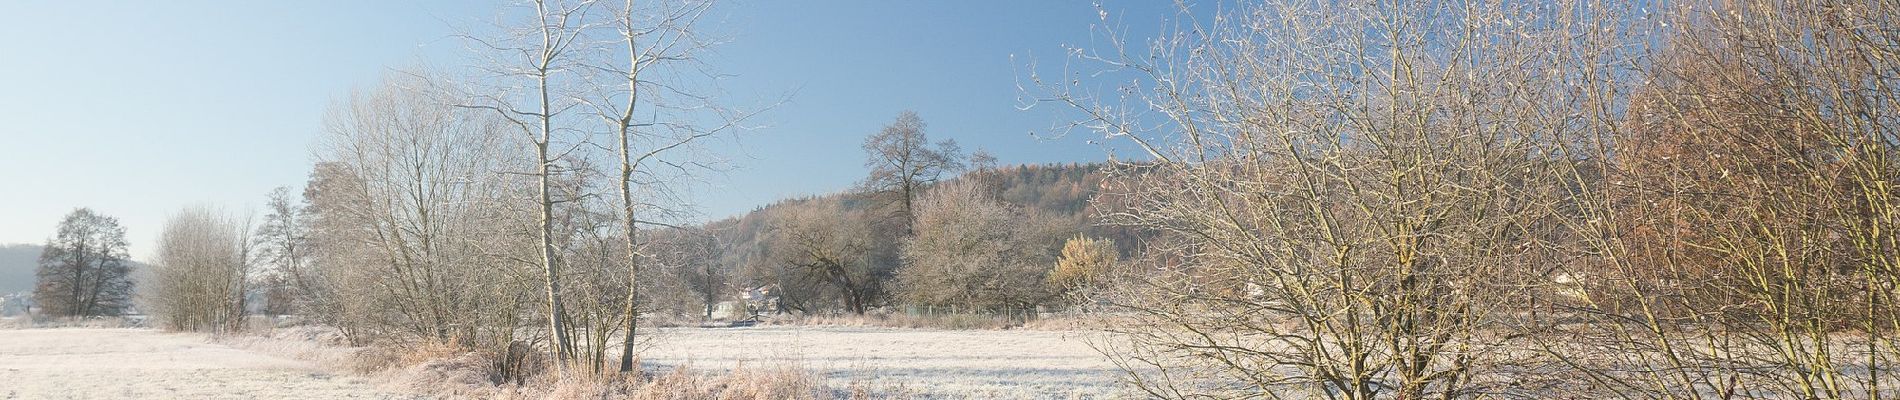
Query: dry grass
641 326 1125 399
753 311 1102 331
621 363 828 400
224 324 852 399
0 328 414 399
0 315 146 329
216 325 365 371
770 313 1015 330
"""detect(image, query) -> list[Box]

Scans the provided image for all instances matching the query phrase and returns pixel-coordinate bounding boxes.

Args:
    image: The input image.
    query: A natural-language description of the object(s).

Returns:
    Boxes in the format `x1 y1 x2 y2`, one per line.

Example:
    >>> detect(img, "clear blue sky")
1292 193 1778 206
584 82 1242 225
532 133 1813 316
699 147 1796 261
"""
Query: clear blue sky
0 1 1193 261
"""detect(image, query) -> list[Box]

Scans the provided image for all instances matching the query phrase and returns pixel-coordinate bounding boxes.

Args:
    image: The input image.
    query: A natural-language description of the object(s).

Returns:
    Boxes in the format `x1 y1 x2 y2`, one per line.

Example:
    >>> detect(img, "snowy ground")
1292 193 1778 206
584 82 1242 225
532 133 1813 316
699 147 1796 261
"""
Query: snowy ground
0 328 417 400
640 326 1131 399
0 326 1129 399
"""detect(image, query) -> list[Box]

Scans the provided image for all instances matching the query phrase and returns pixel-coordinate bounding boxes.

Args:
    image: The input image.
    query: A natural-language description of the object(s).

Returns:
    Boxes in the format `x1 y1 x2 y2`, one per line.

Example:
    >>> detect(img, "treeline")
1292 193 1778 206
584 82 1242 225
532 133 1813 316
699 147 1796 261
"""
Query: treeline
1025 0 1900 398
121 0 754 383
669 160 1139 318
226 89 1137 384
124 0 1142 387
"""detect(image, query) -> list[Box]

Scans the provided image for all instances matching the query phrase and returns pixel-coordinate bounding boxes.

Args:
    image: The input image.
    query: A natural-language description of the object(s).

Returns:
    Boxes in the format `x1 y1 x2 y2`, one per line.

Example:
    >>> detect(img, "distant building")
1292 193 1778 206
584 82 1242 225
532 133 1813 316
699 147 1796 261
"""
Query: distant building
0 293 34 317
737 285 780 319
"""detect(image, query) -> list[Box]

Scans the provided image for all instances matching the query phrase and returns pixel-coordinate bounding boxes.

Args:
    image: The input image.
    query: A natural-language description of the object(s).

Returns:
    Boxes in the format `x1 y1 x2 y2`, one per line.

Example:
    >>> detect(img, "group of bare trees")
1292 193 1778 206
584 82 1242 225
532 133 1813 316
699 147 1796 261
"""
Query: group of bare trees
1547 2 1900 397
1028 0 1900 398
131 0 752 383
743 111 1117 317
454 0 754 374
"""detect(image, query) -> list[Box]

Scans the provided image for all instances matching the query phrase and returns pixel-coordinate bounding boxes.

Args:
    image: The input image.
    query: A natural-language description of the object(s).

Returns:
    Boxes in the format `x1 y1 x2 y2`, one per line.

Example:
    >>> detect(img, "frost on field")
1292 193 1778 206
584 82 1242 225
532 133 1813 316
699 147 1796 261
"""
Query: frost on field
640 326 1129 399
0 329 416 400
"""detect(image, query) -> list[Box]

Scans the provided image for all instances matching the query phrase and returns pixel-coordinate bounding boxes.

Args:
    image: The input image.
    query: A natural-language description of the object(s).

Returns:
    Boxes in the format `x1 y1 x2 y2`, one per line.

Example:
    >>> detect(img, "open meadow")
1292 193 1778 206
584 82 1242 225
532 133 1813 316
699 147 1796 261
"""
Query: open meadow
641 326 1124 399
0 328 414 400
0 326 1125 399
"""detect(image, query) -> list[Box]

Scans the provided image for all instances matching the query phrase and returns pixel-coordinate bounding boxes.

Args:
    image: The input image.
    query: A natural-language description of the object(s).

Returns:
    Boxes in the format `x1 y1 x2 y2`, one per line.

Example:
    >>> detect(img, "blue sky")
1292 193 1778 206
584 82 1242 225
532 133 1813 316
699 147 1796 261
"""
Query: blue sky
0 1 1192 261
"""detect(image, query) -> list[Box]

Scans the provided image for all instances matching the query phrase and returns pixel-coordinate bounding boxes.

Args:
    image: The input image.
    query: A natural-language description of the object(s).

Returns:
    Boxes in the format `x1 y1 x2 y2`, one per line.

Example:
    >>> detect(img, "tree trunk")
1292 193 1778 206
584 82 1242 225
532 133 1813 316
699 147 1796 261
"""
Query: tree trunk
537 82 573 369
532 0 573 369
616 134 640 372
616 0 644 372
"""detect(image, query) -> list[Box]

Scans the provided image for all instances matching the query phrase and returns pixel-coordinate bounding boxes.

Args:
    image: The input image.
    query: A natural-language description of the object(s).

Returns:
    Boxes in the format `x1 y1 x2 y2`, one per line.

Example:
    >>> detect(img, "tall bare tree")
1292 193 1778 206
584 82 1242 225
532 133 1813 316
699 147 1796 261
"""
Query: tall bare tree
253 186 307 316
588 0 764 373
32 208 132 318
861 111 965 235
460 0 598 368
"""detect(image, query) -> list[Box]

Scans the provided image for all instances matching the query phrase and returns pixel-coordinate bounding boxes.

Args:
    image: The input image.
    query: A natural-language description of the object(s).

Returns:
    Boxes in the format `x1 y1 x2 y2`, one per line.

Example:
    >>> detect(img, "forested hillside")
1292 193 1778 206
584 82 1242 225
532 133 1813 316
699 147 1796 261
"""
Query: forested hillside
0 244 39 294
647 162 1142 317
707 162 1129 256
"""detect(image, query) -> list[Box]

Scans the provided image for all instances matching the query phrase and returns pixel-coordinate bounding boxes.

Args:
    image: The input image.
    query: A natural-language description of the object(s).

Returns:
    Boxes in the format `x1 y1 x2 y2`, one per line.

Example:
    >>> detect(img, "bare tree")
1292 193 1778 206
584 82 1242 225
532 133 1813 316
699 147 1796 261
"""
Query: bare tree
898 179 1062 312
1530 1 1900 397
307 73 538 378
969 148 999 173
861 111 965 235
586 0 766 373
1026 0 1618 397
252 186 307 316
32 208 133 318
653 227 726 320
147 206 253 332
459 0 599 368
769 202 880 314
462 0 766 374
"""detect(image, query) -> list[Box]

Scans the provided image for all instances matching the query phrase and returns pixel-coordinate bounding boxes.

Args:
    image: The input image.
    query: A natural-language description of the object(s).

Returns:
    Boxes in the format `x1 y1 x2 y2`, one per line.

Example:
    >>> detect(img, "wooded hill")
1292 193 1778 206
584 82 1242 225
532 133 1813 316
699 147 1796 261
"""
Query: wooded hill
640 162 1142 316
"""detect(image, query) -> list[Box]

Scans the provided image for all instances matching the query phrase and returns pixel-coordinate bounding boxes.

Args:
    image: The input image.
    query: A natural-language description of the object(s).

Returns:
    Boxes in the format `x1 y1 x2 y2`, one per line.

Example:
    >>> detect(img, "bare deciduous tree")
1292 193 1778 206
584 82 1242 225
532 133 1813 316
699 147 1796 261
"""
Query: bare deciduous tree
653 227 726 320
252 186 308 316
1027 0 1617 397
32 208 133 318
861 111 965 235
1535 1 1900 397
148 206 253 332
898 180 1062 312
461 0 765 374
587 0 764 373
458 0 598 368
769 202 880 315
307 73 539 378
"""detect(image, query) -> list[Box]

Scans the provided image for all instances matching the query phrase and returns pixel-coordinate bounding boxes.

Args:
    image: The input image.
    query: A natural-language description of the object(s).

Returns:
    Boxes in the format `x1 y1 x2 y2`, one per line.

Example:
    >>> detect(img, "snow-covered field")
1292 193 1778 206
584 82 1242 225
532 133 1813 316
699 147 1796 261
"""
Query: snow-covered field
641 326 1129 399
0 326 1127 399
0 328 416 400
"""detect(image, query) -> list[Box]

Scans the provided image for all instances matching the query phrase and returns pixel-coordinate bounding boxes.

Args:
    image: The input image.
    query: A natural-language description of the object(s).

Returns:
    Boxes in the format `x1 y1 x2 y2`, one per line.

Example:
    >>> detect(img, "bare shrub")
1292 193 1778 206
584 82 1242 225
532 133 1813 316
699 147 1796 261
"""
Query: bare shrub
304 72 539 381
1032 0 1900 397
1534 1 1900 397
1028 0 1633 397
